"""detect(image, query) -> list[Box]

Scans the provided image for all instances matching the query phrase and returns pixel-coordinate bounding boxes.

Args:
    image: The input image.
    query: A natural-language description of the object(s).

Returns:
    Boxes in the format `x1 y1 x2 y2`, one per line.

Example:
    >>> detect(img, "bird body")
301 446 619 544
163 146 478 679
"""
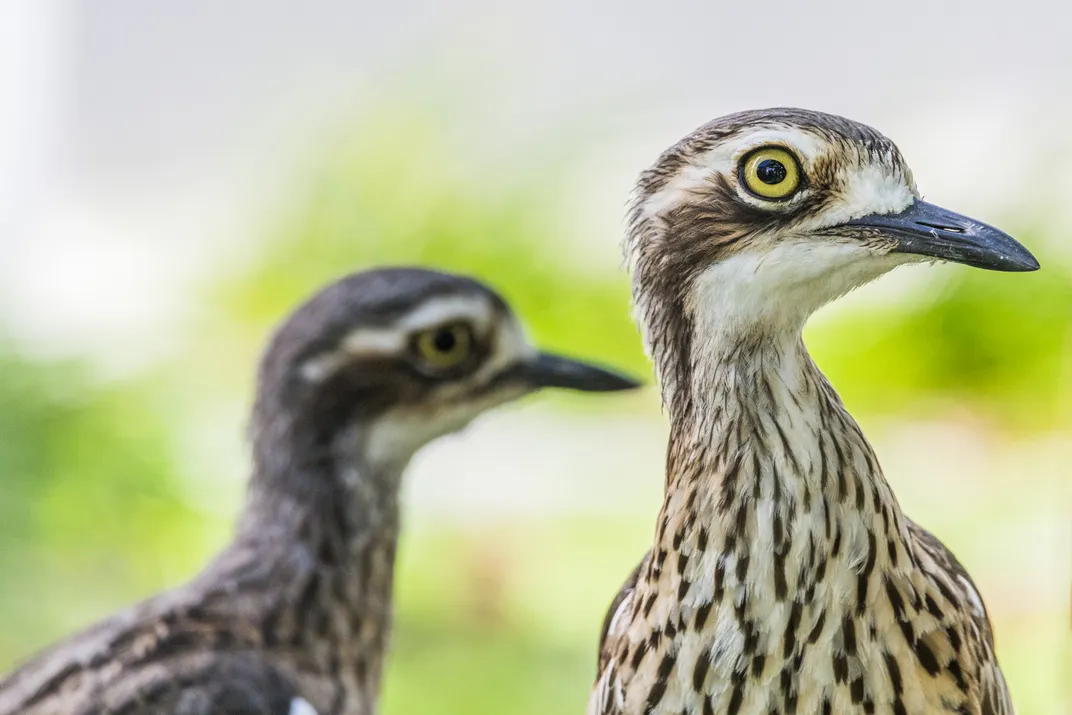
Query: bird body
590 109 1035 715
0 453 403 715
0 267 638 715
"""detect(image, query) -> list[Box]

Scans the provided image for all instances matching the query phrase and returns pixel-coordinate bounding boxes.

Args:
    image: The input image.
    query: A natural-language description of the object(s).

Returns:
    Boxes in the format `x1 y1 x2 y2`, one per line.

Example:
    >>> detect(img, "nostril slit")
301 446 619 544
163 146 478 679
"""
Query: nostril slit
915 221 964 233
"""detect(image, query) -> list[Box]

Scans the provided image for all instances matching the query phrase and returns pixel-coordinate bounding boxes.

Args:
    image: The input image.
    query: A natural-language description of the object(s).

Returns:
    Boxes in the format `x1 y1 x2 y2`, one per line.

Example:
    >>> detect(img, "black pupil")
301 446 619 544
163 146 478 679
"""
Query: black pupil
756 159 787 185
433 329 457 352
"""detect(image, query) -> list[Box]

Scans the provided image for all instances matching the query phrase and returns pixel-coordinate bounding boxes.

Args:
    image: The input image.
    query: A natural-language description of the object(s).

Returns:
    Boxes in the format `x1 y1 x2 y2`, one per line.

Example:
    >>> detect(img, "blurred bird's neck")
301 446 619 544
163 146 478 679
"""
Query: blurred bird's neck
198 416 409 712
242 415 406 550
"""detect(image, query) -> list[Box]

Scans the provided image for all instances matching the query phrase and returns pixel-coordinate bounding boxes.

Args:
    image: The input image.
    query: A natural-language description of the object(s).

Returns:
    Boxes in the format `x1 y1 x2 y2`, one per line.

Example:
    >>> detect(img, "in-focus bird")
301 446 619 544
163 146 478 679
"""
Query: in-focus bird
0 267 639 715
590 109 1037 715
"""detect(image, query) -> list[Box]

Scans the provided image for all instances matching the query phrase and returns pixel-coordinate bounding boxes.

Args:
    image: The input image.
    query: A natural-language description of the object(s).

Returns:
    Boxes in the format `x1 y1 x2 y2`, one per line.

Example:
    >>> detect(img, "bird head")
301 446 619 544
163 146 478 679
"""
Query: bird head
252 267 638 468
627 108 1038 367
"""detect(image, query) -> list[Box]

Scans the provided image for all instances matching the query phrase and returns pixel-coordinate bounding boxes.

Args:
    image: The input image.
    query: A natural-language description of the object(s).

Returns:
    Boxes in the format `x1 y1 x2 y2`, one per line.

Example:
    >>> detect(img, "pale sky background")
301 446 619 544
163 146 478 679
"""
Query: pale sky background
3 0 1072 361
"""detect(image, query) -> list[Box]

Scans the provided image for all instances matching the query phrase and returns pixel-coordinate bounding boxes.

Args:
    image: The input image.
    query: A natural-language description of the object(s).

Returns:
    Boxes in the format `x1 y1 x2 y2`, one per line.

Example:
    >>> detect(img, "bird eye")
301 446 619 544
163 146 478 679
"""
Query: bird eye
413 323 474 370
739 146 802 200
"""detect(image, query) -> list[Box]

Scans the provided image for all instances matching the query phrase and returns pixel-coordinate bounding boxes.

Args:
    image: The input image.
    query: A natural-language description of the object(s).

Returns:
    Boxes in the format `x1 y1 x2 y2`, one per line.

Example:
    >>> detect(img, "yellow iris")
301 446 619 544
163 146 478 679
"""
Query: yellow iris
740 146 802 200
414 323 473 369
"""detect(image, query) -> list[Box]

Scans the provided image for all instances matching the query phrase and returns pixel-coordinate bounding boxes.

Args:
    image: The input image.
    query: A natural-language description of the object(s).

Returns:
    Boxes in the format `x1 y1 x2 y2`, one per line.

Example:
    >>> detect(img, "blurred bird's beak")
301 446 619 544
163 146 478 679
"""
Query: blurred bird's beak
845 199 1039 272
511 353 641 393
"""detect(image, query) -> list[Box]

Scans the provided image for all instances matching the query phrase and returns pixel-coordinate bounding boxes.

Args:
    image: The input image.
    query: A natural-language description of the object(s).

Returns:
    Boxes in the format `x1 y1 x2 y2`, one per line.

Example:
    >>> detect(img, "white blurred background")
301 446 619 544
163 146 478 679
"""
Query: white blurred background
5 0 1072 356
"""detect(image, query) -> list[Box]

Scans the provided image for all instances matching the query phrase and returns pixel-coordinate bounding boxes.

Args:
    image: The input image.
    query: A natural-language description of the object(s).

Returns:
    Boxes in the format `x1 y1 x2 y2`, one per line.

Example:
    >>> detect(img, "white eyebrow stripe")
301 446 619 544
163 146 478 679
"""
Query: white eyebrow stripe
298 329 406 383
299 351 351 382
726 127 827 164
395 295 494 333
640 163 714 219
342 328 406 355
298 294 504 382
341 295 496 356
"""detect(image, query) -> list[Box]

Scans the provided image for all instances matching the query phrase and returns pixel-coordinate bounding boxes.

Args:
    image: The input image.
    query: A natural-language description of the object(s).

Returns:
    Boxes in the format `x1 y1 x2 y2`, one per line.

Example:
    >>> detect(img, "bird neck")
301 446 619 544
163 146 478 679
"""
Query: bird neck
241 415 406 554
200 417 408 714
240 456 404 581
670 329 858 492
656 320 909 594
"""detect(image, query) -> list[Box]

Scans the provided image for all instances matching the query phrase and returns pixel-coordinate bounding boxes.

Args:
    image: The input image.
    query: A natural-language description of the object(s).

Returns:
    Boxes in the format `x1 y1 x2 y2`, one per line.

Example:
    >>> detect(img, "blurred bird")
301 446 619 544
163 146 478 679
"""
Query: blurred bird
590 109 1037 715
0 267 639 715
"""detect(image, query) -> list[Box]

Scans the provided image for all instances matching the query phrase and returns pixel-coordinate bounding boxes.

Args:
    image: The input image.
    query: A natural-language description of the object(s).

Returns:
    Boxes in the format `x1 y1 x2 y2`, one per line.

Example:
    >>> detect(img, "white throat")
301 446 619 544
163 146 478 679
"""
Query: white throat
689 241 907 346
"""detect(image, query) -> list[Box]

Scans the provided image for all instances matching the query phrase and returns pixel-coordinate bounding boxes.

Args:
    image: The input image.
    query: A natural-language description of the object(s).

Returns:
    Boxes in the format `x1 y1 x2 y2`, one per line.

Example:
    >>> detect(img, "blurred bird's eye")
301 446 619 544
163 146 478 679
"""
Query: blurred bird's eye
414 323 473 369
739 146 801 200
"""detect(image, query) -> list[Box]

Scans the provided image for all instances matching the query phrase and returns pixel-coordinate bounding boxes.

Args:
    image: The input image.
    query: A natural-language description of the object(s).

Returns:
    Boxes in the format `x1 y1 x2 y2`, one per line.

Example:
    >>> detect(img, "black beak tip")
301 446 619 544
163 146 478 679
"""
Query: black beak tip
522 353 643 393
970 237 1040 273
582 369 644 393
971 221 1040 272
1006 249 1041 272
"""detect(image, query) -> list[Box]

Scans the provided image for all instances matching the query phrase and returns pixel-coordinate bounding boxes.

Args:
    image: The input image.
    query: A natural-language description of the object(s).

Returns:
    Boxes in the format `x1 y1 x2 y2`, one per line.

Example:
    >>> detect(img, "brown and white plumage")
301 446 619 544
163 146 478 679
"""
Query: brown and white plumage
590 109 1035 715
0 268 639 715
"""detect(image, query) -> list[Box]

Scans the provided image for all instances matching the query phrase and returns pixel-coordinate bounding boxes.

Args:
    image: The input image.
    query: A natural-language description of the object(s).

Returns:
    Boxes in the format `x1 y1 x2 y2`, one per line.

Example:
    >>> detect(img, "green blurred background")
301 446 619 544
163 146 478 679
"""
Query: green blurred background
1 3 1070 714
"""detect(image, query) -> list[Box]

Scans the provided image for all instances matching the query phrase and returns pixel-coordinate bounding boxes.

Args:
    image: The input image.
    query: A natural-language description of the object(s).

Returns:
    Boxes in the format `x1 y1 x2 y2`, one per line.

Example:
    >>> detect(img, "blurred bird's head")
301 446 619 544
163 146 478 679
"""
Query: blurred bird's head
626 108 1038 376
251 267 638 470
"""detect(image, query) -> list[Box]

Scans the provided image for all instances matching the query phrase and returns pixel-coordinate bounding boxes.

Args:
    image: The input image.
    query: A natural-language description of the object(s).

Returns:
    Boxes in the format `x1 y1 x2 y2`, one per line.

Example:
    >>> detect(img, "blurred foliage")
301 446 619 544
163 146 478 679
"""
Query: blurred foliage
0 106 1067 714
0 349 212 662
810 230 1072 430
208 110 646 392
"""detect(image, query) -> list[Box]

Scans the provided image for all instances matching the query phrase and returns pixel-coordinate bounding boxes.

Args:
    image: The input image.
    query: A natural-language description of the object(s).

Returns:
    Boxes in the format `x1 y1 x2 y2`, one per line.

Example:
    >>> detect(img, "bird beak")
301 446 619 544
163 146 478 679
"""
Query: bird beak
844 199 1039 272
510 352 641 393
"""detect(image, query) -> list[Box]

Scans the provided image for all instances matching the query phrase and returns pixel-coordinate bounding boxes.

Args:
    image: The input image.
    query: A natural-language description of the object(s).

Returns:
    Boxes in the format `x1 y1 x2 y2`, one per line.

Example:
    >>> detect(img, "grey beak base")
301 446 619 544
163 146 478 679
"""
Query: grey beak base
512 353 641 393
846 199 1039 272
